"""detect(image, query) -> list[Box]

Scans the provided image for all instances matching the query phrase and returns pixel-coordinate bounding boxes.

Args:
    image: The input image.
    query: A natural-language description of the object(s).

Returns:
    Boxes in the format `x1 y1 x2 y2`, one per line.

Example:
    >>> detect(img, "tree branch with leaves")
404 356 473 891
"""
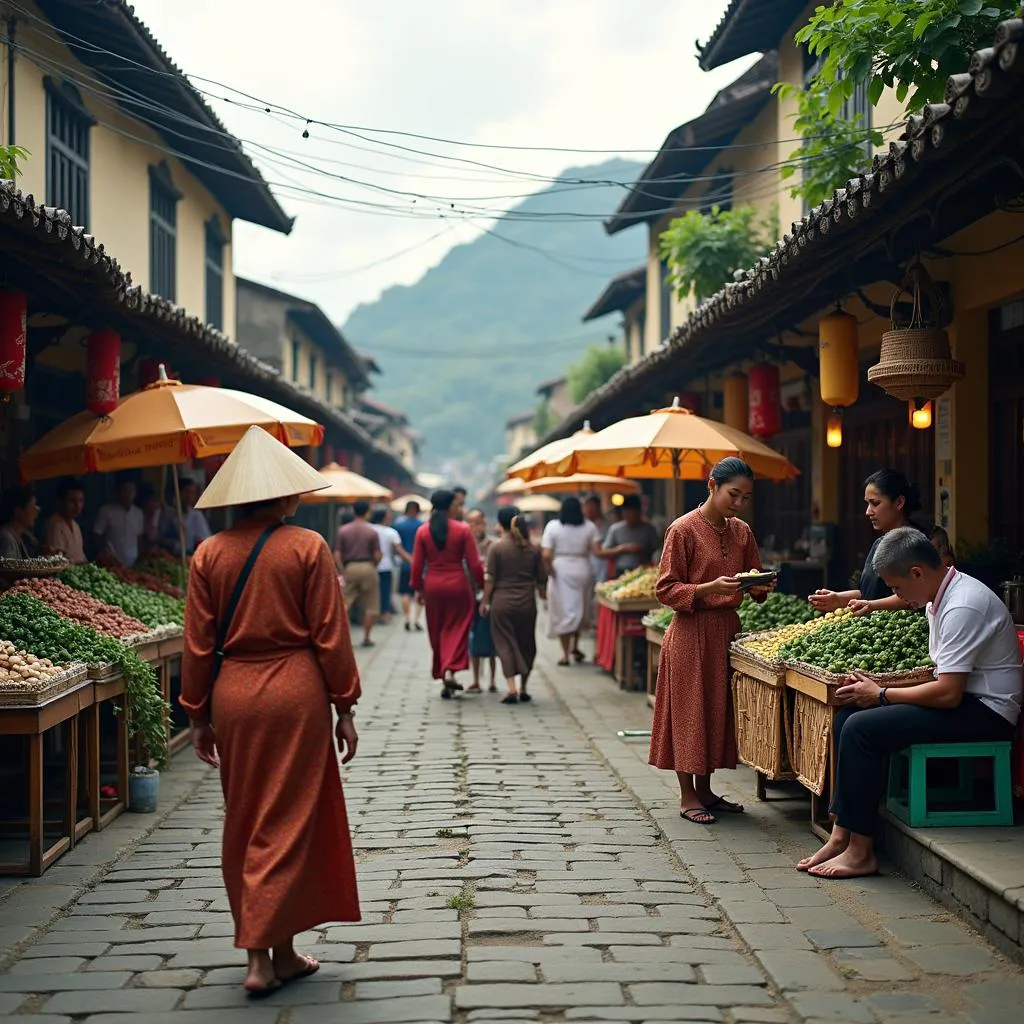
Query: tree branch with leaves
0 145 29 180
567 344 626 404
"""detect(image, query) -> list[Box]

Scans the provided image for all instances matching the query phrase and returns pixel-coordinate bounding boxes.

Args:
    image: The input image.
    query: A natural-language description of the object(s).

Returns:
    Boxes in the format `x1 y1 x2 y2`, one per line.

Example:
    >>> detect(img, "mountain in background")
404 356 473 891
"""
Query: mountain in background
342 158 645 466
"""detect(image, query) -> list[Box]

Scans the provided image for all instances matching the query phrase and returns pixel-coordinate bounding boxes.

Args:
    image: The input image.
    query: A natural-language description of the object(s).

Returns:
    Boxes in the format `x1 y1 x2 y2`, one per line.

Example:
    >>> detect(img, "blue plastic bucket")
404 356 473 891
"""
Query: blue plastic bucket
128 768 160 813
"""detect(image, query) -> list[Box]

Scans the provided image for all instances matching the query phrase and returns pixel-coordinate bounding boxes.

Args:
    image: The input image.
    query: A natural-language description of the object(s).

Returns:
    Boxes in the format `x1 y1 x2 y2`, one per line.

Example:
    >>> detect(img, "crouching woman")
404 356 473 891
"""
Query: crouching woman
800 527 1023 879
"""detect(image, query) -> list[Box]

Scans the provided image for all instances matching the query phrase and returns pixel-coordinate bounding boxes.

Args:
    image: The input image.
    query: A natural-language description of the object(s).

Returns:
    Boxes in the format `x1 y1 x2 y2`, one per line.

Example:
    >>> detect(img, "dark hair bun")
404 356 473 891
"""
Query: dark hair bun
864 469 920 513
709 457 754 485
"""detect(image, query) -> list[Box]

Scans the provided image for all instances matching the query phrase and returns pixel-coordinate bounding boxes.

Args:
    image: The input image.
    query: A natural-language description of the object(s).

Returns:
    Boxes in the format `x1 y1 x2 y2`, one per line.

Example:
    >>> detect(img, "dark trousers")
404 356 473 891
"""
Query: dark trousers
829 696 1015 837
379 571 393 615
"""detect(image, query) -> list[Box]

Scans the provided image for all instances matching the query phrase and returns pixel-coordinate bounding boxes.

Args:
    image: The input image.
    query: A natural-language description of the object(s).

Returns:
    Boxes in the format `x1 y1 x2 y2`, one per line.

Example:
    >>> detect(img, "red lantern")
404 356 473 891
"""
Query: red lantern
0 289 28 394
748 363 781 438
677 392 702 415
86 330 121 416
138 358 161 387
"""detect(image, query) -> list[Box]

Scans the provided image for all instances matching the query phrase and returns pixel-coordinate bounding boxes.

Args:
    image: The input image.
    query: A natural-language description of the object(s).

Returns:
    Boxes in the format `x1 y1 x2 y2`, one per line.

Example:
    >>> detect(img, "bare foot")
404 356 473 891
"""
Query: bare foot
244 965 280 995
797 834 848 872
808 849 878 879
274 952 319 983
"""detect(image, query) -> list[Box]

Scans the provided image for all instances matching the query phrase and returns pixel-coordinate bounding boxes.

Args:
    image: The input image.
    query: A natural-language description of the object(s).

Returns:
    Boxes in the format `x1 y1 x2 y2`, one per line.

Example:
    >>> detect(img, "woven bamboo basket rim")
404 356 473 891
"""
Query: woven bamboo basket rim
730 642 786 674
0 560 70 578
87 662 121 681
786 660 935 686
0 662 89 706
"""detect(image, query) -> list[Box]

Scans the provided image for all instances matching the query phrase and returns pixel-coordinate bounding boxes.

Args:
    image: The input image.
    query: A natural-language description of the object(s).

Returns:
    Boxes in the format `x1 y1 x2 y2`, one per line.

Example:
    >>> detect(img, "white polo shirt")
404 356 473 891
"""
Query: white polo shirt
927 569 1023 725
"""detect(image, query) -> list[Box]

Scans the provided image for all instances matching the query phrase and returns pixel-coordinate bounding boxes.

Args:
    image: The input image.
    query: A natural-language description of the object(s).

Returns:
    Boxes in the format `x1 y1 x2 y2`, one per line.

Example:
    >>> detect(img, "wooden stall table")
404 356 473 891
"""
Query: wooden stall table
158 630 188 757
0 671 92 875
730 643 795 802
645 627 664 708
595 593 656 691
91 673 128 829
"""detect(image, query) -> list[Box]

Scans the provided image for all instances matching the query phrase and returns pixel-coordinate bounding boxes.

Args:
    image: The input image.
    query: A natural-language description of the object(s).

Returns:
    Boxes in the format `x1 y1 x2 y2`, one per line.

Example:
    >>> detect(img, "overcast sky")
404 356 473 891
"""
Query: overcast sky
131 1 756 324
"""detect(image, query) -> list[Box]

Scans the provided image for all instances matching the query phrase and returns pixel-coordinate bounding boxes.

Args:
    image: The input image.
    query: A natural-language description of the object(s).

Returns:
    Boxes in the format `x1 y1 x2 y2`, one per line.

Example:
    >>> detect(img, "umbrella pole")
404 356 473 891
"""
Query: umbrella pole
171 464 189 582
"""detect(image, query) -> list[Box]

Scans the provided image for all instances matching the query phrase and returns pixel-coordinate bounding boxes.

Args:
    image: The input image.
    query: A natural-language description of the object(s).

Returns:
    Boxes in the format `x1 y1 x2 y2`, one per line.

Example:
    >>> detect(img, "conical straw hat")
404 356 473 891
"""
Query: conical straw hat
195 425 330 510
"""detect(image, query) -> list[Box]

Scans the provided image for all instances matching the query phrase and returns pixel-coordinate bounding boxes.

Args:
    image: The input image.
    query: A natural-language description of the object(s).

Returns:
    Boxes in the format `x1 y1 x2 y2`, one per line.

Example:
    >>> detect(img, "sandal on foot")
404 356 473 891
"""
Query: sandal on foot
277 956 320 986
440 686 453 700
501 693 518 705
572 649 585 663
705 796 744 814
680 806 716 825
518 691 532 702
556 658 570 667
465 684 483 693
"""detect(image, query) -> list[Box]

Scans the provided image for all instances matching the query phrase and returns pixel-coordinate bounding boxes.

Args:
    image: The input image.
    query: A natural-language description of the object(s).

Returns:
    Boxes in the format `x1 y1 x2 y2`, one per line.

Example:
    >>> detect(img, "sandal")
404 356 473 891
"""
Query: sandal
465 684 482 693
572 649 585 663
501 693 518 705
557 658 570 667
518 691 532 703
705 796 745 814
441 686 453 700
277 955 320 986
680 807 716 825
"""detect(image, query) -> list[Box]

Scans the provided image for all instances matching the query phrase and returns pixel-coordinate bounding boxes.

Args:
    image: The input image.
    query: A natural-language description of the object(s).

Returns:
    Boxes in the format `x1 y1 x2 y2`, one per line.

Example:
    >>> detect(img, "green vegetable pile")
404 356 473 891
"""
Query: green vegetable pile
738 593 818 633
777 609 932 676
136 556 189 592
62 564 184 627
644 606 675 632
0 592 168 765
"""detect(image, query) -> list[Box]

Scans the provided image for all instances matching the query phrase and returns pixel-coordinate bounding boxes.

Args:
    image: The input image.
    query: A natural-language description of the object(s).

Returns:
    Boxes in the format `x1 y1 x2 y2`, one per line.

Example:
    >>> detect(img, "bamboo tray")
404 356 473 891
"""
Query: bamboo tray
0 663 89 706
0 558 70 579
598 594 659 613
786 661 934 690
87 662 121 682
730 645 786 686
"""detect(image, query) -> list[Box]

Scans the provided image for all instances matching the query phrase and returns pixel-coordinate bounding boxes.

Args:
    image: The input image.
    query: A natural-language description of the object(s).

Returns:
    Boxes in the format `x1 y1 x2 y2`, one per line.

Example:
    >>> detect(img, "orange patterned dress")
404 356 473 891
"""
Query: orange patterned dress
182 516 361 949
648 510 762 775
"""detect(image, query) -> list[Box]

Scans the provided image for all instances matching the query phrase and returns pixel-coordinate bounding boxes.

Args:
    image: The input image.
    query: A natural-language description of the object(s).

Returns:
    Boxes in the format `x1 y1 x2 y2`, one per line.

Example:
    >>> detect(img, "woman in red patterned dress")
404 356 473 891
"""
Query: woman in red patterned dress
411 489 484 698
648 458 772 824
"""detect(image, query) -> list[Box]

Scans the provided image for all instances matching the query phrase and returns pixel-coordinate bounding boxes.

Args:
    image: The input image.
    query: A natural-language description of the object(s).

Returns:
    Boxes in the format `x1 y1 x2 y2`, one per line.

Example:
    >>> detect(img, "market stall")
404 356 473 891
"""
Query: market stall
594 567 658 690
642 607 672 706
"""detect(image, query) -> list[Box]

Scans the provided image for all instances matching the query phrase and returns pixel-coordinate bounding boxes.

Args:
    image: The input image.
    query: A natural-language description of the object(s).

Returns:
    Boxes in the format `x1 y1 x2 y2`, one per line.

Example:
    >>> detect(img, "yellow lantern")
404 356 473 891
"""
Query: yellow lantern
723 372 748 432
826 410 844 448
819 308 859 408
908 399 932 429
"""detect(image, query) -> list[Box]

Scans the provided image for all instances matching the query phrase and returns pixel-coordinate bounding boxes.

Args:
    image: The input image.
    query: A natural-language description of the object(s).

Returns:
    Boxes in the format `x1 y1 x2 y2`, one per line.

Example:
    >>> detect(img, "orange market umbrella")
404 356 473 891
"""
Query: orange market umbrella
506 422 594 481
497 473 641 496
391 493 433 514
19 375 323 481
556 398 799 482
300 463 393 504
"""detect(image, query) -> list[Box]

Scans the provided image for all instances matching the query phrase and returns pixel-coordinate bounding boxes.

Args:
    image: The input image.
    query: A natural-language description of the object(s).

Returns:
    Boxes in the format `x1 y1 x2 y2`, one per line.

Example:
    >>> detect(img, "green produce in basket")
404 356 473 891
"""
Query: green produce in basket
62 564 184 627
0 592 169 765
737 593 818 633
777 609 932 676
643 606 675 632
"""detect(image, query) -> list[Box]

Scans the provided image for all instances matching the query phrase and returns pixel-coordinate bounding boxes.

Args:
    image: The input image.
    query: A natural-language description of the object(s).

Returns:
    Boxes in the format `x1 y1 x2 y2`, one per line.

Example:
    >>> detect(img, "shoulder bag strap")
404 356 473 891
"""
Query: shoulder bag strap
210 522 282 685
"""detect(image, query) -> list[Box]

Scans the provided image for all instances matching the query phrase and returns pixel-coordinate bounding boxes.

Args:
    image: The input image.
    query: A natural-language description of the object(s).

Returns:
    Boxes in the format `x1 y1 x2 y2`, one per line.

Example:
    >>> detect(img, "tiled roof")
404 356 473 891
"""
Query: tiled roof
582 265 646 322
360 395 409 423
605 54 778 234
697 0 807 71
540 15 1024 444
505 409 536 428
31 0 292 234
0 179 411 480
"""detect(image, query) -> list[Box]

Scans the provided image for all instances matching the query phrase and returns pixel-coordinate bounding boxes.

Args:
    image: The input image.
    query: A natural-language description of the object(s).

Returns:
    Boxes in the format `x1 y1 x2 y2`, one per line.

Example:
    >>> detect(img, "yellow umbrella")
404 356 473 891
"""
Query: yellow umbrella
391 493 433 514
514 494 562 514
497 473 641 496
300 463 392 505
19 373 322 481
506 422 594 481
555 398 799 482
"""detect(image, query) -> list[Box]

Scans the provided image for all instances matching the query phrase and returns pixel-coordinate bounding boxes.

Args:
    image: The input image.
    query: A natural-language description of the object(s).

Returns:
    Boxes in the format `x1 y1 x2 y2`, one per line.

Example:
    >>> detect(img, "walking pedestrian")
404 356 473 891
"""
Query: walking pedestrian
334 500 381 648
394 500 424 632
465 508 497 693
482 506 547 704
370 507 408 626
452 486 468 521
648 458 771 825
180 426 360 997
596 493 661 578
411 489 483 698
541 497 600 666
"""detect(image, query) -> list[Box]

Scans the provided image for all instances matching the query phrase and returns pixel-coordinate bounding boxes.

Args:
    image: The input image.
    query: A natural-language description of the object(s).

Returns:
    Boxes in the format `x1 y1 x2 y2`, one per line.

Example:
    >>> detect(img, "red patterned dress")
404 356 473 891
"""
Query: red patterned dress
648 510 762 775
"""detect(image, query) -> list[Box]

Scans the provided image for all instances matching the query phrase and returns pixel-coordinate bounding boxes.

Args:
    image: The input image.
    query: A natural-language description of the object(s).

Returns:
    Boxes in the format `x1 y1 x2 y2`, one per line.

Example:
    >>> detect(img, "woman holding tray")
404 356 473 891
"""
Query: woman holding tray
810 469 927 616
648 458 773 825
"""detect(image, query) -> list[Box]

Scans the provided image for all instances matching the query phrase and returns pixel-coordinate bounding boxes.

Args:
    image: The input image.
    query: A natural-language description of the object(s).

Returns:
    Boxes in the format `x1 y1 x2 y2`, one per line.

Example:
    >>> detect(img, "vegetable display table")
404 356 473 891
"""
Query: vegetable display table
595 594 656 691
645 627 664 708
0 679 95 875
729 647 795 800
92 674 128 829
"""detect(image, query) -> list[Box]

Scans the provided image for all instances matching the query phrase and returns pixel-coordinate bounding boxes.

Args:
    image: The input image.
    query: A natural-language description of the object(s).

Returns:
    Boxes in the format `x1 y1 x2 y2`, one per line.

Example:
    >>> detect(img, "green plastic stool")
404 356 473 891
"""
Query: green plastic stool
886 742 1014 828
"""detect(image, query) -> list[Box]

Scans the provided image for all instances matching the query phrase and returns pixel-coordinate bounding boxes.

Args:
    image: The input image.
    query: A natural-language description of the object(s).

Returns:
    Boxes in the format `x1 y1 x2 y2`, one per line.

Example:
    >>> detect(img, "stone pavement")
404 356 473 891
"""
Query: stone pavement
0 623 1023 1023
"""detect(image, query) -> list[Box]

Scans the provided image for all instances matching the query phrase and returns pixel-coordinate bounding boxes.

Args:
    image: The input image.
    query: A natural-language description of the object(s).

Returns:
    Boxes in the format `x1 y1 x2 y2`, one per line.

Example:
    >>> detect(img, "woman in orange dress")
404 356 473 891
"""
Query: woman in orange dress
181 427 361 997
648 458 771 824
411 489 484 698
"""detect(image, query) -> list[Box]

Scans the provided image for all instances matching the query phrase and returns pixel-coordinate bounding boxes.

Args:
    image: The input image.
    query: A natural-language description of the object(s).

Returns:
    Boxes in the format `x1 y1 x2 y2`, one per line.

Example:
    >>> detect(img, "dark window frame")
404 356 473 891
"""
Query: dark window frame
44 78 94 228
149 162 182 301
204 215 227 330
291 338 302 382
308 351 317 392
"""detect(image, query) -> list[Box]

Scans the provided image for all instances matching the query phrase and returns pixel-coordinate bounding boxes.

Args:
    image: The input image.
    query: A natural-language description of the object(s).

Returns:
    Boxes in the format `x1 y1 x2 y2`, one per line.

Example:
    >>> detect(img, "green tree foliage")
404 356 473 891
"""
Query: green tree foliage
0 145 29 179
796 0 1016 114
777 86 884 208
658 205 778 303
567 344 626 404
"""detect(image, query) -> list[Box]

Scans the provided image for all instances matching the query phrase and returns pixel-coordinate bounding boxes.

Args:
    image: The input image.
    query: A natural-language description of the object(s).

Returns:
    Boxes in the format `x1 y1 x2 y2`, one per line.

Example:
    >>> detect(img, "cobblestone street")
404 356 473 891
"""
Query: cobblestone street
1 625 1023 1023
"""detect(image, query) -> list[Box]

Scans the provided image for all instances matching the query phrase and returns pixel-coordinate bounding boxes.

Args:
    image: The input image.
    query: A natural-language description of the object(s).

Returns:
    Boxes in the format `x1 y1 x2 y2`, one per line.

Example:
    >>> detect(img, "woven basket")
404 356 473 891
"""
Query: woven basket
787 690 835 795
786 660 935 687
0 663 89 706
87 662 121 681
732 670 795 780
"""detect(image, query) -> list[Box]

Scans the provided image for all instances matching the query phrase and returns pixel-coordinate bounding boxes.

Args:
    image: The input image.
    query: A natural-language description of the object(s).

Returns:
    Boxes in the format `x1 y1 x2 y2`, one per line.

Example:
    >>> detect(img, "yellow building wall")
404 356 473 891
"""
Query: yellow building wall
5 2 237 338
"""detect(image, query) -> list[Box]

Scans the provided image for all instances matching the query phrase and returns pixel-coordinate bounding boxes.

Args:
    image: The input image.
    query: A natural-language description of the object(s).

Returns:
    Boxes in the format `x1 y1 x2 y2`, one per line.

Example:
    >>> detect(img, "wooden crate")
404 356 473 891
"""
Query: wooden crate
731 665 794 784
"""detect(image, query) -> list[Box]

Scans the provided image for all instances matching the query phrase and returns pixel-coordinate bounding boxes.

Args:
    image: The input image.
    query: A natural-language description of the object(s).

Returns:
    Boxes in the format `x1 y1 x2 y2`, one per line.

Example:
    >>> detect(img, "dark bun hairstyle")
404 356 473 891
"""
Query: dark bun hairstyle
709 457 754 486
498 505 530 547
864 468 921 515
429 489 455 549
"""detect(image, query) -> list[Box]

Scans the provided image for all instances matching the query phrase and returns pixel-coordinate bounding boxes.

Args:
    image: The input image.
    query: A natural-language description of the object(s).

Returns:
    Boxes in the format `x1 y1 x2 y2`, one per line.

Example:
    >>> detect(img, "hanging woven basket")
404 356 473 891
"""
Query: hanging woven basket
867 261 964 402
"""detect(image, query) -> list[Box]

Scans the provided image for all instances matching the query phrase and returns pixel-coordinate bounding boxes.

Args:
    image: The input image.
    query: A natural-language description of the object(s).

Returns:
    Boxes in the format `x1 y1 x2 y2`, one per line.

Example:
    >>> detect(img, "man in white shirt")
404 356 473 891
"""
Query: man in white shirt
93 476 145 568
370 507 409 626
798 527 1022 880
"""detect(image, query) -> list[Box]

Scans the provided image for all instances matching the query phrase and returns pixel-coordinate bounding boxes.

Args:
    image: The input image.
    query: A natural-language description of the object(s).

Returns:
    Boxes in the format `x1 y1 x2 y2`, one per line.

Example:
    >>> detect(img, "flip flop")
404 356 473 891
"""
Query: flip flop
465 684 483 693
572 650 585 662
501 694 518 705
557 658 570 667
518 692 532 702
277 956 320 986
680 807 716 825
705 796 744 814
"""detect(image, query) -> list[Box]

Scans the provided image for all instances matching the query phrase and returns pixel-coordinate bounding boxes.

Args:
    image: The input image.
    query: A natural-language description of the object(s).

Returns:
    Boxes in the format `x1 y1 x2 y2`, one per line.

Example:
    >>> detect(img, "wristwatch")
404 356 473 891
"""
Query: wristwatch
878 687 889 707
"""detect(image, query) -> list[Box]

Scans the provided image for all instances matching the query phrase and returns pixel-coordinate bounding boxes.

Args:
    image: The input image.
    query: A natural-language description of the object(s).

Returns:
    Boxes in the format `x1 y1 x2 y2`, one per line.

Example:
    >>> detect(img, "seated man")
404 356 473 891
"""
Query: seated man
799 526 1022 879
